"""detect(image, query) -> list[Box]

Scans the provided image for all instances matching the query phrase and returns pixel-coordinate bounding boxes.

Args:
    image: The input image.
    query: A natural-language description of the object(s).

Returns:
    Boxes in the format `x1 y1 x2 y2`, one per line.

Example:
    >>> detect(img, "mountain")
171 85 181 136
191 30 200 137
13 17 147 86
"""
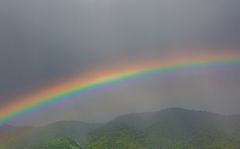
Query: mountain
1 108 240 149
87 108 240 149
25 137 84 149
12 121 99 149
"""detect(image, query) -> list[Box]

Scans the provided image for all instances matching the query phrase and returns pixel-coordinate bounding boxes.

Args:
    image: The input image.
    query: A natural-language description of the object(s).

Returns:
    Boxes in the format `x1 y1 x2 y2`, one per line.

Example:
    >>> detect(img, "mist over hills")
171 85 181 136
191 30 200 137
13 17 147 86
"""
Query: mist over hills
0 1 240 126
0 1 239 149
1 108 240 149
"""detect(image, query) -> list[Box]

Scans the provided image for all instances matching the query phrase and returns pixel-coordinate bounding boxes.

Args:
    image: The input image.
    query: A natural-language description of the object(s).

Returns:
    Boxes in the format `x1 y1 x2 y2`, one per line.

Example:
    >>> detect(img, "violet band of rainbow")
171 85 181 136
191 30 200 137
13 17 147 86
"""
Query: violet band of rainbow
0 54 239 124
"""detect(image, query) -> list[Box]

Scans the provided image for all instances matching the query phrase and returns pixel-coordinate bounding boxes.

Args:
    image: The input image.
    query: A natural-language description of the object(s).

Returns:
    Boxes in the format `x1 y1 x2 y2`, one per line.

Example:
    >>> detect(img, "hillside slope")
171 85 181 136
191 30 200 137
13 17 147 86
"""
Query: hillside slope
2 108 240 149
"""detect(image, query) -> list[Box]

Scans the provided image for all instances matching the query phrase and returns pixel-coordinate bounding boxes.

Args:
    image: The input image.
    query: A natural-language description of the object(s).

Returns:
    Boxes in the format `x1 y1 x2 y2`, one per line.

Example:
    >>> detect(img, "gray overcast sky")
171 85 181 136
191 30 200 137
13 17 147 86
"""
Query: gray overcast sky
0 0 240 125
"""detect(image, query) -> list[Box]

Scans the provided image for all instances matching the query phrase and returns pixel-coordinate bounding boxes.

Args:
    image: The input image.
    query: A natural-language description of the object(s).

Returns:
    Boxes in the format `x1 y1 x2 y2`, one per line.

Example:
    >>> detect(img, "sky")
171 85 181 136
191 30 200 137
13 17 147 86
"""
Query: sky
0 0 240 126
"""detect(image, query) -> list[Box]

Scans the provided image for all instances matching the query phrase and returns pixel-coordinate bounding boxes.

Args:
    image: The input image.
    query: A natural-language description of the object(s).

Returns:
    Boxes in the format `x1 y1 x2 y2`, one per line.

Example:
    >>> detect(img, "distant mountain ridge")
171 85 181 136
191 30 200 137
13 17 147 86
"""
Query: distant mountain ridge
87 108 240 149
1 108 240 149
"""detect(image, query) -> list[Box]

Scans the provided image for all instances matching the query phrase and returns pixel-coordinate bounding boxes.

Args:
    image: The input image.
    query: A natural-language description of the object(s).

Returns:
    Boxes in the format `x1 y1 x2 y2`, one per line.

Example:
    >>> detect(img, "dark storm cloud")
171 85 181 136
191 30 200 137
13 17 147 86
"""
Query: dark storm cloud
0 0 240 125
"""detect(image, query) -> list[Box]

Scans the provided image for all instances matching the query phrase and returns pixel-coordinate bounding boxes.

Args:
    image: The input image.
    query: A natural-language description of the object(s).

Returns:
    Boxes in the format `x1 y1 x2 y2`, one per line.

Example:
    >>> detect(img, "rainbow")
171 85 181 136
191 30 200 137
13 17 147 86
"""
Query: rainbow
0 53 240 124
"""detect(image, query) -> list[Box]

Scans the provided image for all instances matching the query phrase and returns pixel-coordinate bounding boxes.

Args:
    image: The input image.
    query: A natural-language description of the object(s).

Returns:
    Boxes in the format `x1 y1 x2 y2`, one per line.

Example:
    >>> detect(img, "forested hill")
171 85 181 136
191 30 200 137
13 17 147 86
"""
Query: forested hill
2 108 240 149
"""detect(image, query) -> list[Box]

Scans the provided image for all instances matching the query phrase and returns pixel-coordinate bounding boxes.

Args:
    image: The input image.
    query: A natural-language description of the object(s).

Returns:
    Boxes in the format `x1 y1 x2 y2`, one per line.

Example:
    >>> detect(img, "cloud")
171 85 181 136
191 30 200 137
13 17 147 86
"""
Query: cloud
0 0 239 125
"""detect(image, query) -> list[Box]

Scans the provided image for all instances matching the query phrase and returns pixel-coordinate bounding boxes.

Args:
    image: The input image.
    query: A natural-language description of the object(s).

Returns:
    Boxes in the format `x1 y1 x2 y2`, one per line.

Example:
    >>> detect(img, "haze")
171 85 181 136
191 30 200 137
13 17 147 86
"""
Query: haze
0 0 239 126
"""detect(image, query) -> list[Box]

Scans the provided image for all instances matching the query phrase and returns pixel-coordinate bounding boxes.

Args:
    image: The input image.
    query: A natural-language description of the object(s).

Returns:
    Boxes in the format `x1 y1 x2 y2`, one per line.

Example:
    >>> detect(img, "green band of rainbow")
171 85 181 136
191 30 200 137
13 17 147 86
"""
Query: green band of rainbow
0 54 240 124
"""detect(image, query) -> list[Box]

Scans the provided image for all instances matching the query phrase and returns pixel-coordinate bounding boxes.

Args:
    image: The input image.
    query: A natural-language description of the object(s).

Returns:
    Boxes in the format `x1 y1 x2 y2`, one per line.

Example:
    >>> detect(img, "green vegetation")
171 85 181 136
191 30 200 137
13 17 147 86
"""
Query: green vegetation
2 108 240 149
87 124 145 149
25 137 82 149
